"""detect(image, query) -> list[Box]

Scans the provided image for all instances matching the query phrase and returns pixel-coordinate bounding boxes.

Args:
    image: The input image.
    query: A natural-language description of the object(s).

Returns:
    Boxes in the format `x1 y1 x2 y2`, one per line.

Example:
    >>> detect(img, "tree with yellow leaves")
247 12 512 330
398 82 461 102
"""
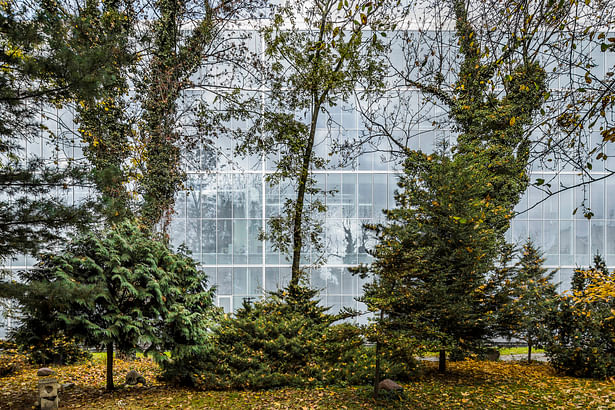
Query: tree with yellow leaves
542 254 615 378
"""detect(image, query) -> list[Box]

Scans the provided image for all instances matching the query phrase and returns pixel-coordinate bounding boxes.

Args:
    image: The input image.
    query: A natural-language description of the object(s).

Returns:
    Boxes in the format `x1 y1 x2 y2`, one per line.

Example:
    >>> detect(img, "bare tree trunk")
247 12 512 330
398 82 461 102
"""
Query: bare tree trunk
373 310 384 399
106 343 114 391
438 349 446 373
527 342 532 363
290 104 319 288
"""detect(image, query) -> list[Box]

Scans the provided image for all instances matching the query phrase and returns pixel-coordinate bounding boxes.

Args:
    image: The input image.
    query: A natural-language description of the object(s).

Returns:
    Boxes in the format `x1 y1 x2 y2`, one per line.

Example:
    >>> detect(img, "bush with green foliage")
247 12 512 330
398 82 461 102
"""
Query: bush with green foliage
542 254 615 378
168 284 417 389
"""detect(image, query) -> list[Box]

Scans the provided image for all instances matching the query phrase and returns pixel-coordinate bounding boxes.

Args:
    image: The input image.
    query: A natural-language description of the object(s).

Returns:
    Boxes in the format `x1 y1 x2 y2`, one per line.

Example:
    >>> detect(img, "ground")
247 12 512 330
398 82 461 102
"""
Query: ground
1 356 614 409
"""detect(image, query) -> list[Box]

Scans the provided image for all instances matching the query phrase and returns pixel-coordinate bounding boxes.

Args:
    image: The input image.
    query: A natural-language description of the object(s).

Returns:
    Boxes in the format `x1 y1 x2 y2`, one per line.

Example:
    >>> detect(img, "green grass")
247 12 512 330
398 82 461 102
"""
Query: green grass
499 346 544 355
91 351 169 361
421 346 544 358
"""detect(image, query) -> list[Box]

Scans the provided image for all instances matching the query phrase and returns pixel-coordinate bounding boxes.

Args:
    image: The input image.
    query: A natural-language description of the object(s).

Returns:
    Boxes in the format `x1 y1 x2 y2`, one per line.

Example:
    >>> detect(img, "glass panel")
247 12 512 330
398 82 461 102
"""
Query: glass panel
233 219 247 264
248 219 263 264
186 179 201 218
265 267 279 292
560 220 573 266
592 179 605 219
248 267 262 294
327 219 344 265
169 218 185 249
217 190 232 218
388 174 398 210
186 219 201 262
528 220 543 250
575 220 590 266
358 174 372 218
265 182 279 217
342 219 358 265
233 174 247 218
358 220 373 263
311 267 327 290
543 190 558 219
607 177 615 218
248 174 262 218
326 267 342 294
607 220 615 264
326 295 341 314
175 192 187 218
591 220 605 256
217 267 232 295
342 173 356 218
544 220 558 265
233 267 248 294
341 268 356 295
218 297 231 313
279 267 291 288
512 220 528 244
559 175 574 217
373 174 388 220
342 296 356 312
357 151 373 170
217 219 232 264
528 185 542 219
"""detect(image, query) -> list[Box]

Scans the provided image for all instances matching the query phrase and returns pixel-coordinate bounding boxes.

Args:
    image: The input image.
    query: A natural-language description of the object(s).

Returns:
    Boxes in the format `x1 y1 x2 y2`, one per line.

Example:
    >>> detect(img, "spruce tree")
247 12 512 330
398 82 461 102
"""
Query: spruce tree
0 0 133 262
511 239 557 362
362 147 502 373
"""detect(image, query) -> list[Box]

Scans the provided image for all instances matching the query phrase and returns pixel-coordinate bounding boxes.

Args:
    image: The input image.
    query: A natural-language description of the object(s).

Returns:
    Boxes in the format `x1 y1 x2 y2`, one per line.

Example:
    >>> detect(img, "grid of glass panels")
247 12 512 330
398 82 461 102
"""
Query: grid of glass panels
168 33 615 315
3 30 615 332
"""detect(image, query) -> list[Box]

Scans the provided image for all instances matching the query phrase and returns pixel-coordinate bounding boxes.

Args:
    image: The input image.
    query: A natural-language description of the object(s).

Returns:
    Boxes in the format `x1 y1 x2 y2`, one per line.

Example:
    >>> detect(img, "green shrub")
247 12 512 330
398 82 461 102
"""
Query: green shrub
541 256 615 378
191 285 331 390
167 284 418 390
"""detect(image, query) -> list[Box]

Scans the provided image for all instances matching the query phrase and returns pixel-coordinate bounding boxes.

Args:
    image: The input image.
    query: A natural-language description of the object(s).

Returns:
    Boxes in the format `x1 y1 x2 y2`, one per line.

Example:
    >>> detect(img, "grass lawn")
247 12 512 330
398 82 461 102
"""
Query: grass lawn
1 356 613 409
420 346 544 358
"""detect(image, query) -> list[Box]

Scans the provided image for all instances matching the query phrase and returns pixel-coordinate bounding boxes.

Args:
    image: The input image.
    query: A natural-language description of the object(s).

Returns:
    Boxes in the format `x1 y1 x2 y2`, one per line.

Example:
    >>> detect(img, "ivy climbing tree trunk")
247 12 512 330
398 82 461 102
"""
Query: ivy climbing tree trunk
360 0 553 372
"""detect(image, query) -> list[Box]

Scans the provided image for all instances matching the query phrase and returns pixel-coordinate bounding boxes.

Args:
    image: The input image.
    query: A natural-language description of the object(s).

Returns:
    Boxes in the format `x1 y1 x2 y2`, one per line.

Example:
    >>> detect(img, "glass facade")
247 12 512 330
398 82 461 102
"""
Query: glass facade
167 33 615 315
2 30 615 334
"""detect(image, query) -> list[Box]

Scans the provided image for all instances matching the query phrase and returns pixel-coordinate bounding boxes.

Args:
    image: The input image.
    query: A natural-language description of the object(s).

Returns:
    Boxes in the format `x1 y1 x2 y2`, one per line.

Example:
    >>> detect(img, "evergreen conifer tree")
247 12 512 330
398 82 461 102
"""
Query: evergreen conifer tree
10 220 218 390
0 0 133 262
511 239 557 361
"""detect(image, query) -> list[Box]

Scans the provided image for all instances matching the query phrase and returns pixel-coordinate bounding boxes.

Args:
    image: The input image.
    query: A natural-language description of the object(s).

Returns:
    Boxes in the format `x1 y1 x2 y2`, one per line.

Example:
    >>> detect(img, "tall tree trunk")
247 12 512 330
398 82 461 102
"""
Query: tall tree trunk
438 349 446 373
527 341 532 363
290 106 319 287
373 310 384 399
106 342 114 391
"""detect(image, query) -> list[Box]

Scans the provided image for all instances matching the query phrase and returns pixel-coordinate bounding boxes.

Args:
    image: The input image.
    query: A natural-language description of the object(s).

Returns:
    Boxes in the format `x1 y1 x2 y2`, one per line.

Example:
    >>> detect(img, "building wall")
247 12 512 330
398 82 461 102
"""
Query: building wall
2 30 615 334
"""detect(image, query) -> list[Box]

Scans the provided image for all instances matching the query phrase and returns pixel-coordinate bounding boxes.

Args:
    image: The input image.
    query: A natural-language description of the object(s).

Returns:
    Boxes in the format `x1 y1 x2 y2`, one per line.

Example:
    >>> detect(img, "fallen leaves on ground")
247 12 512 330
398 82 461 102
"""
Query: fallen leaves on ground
1 357 614 409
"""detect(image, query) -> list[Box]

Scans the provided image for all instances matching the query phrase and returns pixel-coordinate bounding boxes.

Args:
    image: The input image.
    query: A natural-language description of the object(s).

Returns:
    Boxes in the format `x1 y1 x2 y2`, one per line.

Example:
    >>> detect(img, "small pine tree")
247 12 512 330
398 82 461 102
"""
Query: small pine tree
362 148 503 374
182 284 388 389
190 285 333 389
510 239 557 361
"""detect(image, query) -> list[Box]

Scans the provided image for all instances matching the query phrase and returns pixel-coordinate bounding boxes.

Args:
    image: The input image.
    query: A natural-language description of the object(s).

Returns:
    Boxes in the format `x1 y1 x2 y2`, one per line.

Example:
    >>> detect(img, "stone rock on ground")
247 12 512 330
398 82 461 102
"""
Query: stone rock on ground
37 368 55 377
125 370 147 386
378 379 403 391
